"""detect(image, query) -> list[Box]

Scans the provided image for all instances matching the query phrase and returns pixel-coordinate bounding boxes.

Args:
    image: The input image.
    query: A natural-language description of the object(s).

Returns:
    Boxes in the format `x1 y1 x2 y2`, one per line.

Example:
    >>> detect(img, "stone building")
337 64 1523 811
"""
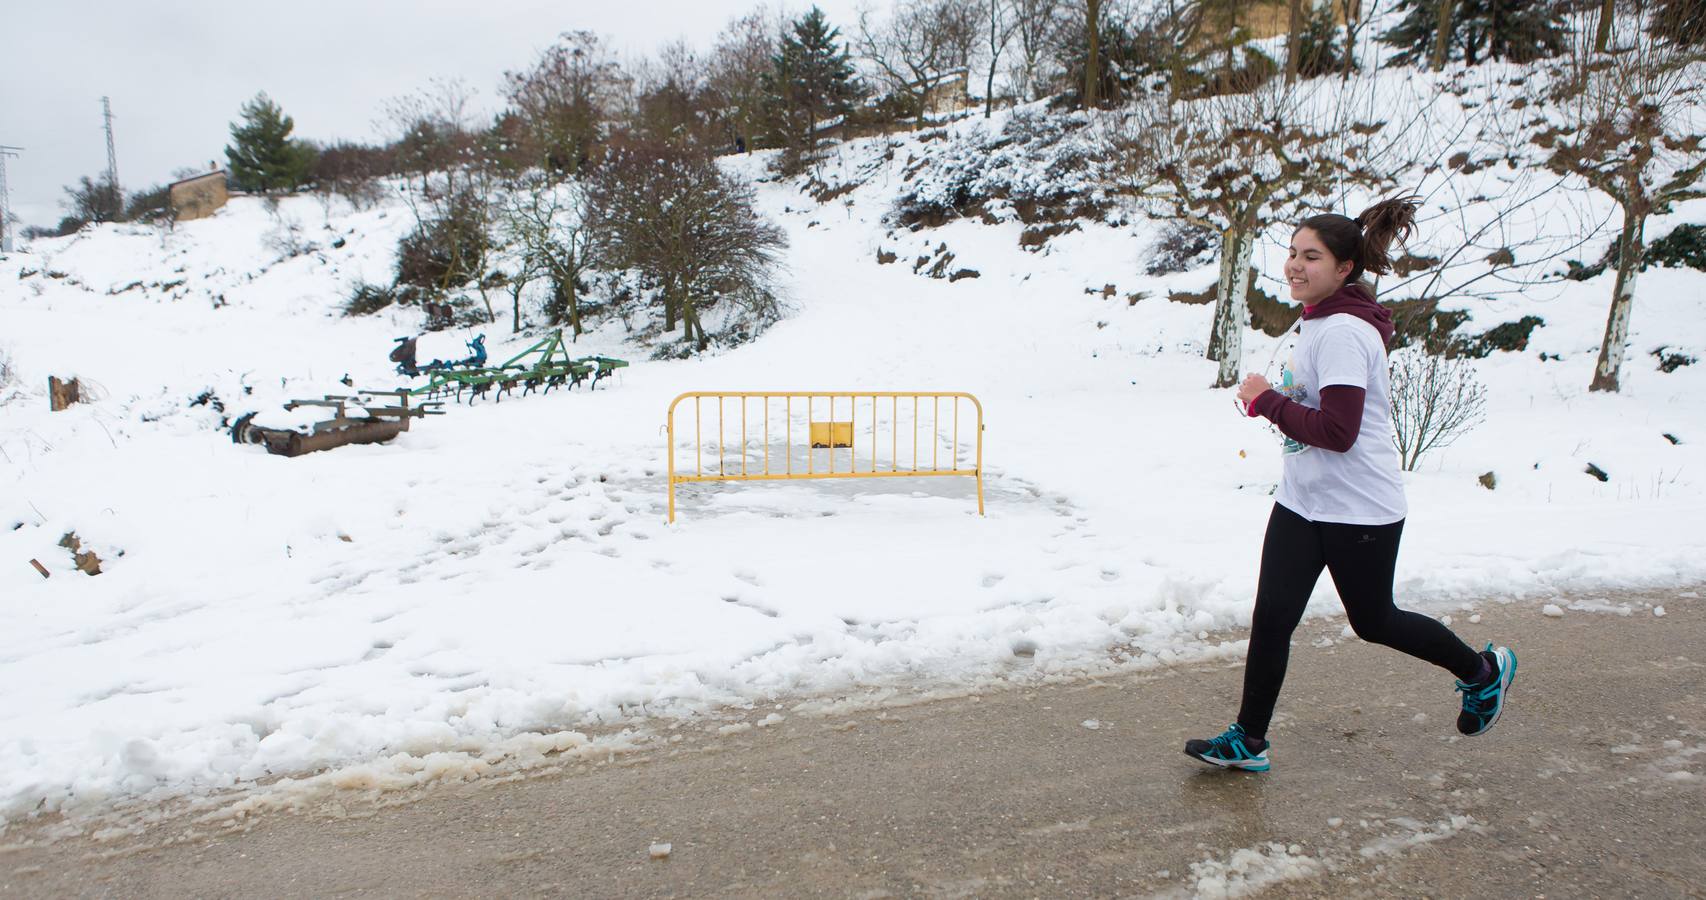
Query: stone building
169 169 229 221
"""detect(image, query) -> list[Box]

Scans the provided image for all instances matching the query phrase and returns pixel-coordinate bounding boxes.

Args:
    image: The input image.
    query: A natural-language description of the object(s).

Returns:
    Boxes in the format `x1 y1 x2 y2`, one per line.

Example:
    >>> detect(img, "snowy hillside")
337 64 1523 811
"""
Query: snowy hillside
2 102 1704 829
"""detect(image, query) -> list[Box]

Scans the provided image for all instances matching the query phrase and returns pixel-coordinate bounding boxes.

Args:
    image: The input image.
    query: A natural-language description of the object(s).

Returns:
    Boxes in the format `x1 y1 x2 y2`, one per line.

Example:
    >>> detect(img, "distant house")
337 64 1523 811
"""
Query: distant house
169 169 228 221
1222 0 1359 42
918 68 971 117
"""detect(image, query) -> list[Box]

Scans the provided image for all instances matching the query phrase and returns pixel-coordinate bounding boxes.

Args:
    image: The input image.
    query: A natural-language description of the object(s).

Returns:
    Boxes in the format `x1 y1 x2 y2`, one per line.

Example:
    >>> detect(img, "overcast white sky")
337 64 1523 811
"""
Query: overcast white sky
0 0 871 228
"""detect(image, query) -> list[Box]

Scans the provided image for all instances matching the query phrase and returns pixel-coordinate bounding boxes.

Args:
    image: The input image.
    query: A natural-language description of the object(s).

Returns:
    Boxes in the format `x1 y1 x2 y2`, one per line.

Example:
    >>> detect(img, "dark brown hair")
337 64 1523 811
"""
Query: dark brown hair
1296 194 1420 286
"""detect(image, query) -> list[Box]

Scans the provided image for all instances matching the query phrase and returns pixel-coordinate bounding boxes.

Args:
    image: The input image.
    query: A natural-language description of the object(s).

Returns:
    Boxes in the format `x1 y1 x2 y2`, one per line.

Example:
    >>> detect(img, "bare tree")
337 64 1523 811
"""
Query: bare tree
1433 0 1455 70
1378 162 1611 312
1593 0 1615 53
858 0 980 116
1535 30 1706 392
1287 0 1306 83
1388 346 1487 471
498 171 597 335
62 174 123 225
1007 0 1067 101
1084 0 1102 107
630 41 714 148
981 0 1020 115
708 9 780 152
380 79 499 315
585 139 787 351
1112 75 1432 387
503 32 624 176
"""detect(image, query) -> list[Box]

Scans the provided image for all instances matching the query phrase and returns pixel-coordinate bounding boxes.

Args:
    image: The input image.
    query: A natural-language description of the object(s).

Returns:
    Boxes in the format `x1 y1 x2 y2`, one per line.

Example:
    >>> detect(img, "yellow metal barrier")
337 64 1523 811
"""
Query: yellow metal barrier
666 391 985 523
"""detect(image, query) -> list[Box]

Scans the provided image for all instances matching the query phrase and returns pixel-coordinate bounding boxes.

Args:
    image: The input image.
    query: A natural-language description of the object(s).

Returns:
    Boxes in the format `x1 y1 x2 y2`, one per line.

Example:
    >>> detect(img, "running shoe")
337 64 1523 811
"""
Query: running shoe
1456 644 1517 736
1184 723 1270 772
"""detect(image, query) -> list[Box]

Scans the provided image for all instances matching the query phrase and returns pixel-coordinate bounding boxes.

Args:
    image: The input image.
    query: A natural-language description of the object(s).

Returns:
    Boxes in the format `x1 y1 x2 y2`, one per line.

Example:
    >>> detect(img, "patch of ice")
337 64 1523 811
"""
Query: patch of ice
1189 842 1321 899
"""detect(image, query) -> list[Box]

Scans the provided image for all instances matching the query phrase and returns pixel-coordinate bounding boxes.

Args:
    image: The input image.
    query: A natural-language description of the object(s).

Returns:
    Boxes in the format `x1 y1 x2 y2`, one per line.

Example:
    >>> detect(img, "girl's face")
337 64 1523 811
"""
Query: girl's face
1287 227 1354 306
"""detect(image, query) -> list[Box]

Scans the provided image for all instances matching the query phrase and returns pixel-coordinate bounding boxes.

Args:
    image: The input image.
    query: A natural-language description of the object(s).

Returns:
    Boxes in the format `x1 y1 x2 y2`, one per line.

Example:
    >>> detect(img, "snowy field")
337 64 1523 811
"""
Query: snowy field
2 115 1704 828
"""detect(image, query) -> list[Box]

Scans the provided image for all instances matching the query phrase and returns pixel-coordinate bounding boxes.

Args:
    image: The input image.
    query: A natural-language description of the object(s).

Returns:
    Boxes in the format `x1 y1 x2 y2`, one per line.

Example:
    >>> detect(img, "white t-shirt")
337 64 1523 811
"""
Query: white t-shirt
1272 314 1407 525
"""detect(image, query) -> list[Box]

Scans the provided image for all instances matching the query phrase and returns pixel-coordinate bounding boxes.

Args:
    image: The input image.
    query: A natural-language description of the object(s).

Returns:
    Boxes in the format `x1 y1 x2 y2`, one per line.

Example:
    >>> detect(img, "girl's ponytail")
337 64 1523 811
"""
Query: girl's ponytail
1352 194 1421 279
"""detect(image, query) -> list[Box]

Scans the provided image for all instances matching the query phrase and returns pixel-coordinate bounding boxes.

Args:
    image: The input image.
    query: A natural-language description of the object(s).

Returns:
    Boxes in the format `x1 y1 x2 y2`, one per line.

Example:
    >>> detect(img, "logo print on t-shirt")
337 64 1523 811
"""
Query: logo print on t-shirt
1276 356 1310 457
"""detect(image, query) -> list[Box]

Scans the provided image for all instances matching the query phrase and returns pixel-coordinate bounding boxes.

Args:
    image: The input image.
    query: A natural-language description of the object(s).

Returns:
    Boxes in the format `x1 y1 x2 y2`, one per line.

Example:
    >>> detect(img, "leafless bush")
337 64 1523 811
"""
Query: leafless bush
1388 346 1487 471
0 346 21 406
310 141 391 215
263 203 311 259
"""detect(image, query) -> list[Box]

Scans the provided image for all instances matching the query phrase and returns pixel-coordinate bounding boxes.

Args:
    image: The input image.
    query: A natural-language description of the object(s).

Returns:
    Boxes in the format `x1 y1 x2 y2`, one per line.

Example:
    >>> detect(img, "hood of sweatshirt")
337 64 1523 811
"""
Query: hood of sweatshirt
1302 282 1394 347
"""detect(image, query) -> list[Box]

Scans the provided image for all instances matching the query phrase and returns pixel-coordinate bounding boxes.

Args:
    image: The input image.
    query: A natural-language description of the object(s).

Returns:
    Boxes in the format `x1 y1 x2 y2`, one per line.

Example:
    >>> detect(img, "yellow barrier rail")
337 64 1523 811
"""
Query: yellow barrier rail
666 391 985 523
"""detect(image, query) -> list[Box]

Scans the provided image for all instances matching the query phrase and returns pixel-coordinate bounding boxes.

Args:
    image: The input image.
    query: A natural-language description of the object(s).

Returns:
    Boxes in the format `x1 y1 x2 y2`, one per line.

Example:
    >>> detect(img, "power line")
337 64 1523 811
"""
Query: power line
0 144 22 252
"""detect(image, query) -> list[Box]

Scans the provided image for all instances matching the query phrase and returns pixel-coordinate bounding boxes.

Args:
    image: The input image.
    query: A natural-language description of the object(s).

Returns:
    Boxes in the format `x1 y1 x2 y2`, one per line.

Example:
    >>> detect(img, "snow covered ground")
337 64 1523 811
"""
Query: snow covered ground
2 114 1704 828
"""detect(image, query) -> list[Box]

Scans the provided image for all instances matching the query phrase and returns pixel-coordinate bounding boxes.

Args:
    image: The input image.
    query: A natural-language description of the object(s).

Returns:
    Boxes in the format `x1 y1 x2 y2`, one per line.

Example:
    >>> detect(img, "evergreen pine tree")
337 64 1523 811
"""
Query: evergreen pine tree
766 7 860 150
1380 0 1566 67
224 92 318 193
1293 4 1346 78
1651 0 1706 45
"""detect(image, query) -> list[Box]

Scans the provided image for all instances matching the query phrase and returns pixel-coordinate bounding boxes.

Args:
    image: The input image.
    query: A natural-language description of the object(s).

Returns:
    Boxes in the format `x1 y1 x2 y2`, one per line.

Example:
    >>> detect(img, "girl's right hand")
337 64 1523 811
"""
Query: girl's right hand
1236 373 1272 408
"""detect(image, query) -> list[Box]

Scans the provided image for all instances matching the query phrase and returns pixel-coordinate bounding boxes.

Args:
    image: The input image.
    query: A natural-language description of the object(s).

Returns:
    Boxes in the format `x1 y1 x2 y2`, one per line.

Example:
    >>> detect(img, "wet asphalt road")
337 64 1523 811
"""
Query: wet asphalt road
3 590 1703 898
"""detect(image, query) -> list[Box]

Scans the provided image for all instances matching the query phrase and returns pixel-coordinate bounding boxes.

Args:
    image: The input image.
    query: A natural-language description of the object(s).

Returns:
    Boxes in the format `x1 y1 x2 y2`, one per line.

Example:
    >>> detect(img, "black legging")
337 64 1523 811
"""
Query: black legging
1236 503 1484 740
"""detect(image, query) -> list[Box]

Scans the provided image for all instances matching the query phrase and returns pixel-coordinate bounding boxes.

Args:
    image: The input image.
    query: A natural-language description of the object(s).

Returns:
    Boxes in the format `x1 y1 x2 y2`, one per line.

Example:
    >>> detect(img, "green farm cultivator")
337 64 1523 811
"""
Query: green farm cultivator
401 330 628 405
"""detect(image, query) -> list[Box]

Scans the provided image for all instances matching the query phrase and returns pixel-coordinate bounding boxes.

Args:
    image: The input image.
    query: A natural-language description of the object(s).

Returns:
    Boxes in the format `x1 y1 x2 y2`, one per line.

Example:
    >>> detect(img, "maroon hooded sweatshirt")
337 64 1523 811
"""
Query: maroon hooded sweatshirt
1246 283 1394 453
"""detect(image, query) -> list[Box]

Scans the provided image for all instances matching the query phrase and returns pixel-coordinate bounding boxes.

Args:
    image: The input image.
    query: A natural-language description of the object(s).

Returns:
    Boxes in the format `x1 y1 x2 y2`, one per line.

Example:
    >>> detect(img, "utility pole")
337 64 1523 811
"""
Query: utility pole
0 145 21 252
102 96 121 217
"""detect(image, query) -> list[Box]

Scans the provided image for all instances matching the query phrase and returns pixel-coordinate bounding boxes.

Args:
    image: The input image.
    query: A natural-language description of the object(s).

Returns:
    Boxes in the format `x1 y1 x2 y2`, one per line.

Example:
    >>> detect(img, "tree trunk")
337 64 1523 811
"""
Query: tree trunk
682 295 705 349
1207 228 1255 388
1432 0 1455 71
1286 0 1304 83
1594 0 1615 52
1341 0 1358 79
566 269 583 337
1589 212 1644 392
1084 0 1101 109
664 278 678 333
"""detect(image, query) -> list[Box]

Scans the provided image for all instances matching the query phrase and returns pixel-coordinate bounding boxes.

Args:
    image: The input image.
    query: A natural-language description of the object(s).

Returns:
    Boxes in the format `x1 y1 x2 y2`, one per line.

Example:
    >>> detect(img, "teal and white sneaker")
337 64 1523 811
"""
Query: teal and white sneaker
1456 644 1517 736
1184 723 1270 772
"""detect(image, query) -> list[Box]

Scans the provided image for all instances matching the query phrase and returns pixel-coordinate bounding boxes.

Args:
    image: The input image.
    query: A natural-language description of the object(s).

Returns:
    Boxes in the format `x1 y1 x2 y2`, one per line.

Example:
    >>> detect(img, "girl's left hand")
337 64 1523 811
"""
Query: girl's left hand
1236 373 1272 406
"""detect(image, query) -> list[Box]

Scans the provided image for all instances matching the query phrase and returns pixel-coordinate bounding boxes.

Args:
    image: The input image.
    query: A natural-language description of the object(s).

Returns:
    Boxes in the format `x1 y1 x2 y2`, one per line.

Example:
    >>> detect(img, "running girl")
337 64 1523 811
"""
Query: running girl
1185 197 1516 772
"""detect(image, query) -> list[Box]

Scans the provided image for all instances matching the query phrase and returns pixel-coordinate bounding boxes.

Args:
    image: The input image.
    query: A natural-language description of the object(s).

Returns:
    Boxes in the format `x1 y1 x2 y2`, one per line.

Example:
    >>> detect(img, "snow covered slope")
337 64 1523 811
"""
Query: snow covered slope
2 109 1703 827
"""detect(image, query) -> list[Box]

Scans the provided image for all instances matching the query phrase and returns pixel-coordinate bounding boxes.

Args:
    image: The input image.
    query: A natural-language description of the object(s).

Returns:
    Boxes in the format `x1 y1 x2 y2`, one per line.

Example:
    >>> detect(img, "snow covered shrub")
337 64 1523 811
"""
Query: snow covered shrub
1566 225 1706 281
889 109 1110 229
1389 347 1487 471
1145 222 1217 275
1645 224 1706 272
